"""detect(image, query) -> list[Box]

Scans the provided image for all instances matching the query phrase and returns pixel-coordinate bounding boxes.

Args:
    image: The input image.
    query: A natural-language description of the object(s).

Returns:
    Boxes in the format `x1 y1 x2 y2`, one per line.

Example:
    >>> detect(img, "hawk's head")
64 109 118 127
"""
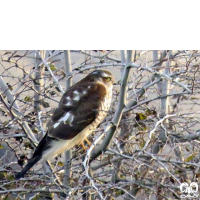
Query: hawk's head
83 70 114 91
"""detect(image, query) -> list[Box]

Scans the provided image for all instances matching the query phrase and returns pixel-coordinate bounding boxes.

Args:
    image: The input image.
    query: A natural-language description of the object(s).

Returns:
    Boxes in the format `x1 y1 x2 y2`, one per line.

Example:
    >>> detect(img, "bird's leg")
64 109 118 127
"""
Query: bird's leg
81 142 87 150
85 138 91 147
81 139 91 150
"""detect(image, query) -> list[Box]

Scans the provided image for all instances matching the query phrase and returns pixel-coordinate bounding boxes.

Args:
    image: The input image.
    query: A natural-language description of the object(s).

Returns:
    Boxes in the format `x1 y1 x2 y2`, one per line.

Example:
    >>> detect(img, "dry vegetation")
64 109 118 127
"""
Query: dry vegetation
0 50 200 199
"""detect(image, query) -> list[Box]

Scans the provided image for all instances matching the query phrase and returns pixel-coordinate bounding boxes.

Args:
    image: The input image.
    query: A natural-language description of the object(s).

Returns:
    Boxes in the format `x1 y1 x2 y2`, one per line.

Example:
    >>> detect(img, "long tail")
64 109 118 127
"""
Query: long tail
15 155 42 180
15 133 55 180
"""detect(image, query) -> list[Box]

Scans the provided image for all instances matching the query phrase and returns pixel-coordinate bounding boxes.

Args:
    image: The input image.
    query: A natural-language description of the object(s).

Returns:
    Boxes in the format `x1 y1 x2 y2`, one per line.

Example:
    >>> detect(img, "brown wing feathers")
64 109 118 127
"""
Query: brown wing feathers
15 70 112 179
48 82 106 140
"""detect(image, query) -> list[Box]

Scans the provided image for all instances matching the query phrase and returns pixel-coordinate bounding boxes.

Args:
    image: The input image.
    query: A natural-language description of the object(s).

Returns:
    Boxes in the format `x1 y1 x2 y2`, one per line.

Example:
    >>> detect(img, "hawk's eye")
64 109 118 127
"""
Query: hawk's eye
103 77 111 82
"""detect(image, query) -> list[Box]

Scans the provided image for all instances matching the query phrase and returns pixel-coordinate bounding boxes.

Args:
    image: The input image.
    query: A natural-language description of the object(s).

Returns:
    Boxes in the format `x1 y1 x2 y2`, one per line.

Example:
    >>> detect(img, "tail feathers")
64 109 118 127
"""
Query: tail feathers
15 155 42 180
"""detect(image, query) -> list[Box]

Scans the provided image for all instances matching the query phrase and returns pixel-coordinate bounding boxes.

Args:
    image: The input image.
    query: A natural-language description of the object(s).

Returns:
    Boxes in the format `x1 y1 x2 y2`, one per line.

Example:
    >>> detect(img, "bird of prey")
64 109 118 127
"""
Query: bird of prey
16 70 114 179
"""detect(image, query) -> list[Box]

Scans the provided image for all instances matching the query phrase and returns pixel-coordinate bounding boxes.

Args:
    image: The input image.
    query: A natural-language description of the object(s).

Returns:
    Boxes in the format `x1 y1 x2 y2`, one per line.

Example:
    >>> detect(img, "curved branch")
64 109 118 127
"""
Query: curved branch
89 51 134 162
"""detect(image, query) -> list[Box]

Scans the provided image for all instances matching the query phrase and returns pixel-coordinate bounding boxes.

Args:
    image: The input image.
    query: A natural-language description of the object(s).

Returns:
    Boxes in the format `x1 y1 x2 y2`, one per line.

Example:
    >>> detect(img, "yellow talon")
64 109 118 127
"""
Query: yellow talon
85 138 91 146
80 139 91 150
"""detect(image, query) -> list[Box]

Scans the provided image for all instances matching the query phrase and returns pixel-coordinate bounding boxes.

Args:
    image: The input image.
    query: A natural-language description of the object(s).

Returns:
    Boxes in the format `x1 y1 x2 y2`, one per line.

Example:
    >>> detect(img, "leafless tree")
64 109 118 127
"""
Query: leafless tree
0 50 200 199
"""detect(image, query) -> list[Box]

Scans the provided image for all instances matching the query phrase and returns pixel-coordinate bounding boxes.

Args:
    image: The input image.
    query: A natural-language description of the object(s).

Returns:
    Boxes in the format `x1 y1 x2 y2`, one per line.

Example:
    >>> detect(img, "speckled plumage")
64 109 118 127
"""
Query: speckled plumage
16 70 113 179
